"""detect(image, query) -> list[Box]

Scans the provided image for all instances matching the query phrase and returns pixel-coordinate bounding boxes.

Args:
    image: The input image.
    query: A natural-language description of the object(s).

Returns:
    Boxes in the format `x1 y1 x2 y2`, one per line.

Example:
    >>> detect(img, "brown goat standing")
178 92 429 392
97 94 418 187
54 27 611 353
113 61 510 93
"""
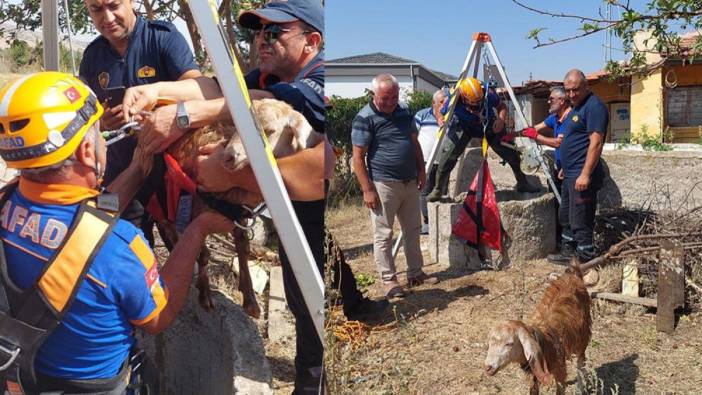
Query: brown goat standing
138 98 323 318
484 258 592 394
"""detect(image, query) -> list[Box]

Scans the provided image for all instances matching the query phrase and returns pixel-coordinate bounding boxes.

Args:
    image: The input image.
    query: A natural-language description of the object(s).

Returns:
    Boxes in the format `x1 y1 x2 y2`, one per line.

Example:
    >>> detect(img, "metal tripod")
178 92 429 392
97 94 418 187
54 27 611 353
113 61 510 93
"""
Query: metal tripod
392 32 561 259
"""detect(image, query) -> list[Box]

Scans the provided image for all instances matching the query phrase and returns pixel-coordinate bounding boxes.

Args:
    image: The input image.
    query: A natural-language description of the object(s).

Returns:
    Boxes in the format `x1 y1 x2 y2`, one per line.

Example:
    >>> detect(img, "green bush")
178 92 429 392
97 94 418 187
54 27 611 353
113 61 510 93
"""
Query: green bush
326 90 434 206
9 39 32 70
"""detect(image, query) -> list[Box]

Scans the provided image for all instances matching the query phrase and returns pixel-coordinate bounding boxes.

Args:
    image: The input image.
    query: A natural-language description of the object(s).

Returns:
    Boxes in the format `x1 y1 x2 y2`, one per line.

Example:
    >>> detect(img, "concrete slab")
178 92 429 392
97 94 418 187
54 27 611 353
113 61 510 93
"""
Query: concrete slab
139 287 272 394
268 266 294 342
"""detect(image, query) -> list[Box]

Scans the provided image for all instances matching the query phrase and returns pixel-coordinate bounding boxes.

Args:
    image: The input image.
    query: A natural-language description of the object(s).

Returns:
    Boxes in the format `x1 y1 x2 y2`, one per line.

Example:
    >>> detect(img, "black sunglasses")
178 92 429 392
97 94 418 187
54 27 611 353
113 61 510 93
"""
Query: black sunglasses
254 24 309 45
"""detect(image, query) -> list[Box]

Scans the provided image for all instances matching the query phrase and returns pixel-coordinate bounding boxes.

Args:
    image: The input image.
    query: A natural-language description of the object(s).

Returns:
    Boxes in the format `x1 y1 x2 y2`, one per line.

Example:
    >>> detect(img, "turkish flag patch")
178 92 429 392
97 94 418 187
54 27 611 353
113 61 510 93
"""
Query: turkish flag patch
145 264 159 289
63 86 81 103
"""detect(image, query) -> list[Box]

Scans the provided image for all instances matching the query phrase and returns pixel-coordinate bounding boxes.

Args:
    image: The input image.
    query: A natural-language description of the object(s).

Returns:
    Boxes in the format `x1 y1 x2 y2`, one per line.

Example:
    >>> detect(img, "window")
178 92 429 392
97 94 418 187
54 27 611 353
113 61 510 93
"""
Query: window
666 86 702 127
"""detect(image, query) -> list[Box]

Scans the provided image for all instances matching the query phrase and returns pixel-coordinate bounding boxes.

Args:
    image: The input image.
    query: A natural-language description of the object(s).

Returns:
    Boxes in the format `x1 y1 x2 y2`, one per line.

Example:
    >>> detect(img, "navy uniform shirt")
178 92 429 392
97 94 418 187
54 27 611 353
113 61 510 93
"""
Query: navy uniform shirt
243 52 325 221
560 93 609 178
351 101 418 182
79 15 198 184
442 92 501 138
244 52 325 133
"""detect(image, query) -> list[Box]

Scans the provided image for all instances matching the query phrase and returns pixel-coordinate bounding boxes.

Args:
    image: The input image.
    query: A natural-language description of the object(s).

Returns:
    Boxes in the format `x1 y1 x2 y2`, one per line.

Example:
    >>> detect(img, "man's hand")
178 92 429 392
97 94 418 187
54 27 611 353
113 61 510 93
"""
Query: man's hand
122 84 160 122
139 104 186 154
554 135 564 147
522 126 538 140
500 132 515 144
557 168 564 180
195 142 239 192
575 172 590 191
363 189 380 210
417 169 426 191
101 105 126 131
192 210 235 235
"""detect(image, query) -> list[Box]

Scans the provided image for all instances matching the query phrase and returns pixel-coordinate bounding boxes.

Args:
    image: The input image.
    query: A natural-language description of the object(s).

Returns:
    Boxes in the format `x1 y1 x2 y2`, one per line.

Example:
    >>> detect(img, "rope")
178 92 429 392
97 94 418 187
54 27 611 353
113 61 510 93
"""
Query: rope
481 51 493 158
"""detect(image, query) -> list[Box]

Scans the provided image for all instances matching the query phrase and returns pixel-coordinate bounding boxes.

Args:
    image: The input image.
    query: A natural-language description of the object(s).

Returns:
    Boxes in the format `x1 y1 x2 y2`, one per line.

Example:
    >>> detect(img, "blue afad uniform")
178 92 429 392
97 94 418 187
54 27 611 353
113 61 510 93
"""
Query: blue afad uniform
559 92 609 261
244 52 327 391
430 91 529 197
79 15 198 185
543 112 567 170
0 179 166 392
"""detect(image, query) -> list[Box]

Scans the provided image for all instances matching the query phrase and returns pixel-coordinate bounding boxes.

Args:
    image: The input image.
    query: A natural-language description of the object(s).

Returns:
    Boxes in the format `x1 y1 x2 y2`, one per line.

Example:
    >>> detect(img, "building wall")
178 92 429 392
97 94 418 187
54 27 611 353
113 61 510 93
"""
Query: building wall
590 79 631 142
630 68 662 140
415 77 443 95
590 79 630 104
325 75 413 99
663 64 702 142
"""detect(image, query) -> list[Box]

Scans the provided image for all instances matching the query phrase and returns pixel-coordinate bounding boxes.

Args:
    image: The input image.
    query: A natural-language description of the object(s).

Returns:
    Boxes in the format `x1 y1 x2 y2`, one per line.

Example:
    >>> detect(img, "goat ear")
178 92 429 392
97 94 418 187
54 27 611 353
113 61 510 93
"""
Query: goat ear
515 325 553 385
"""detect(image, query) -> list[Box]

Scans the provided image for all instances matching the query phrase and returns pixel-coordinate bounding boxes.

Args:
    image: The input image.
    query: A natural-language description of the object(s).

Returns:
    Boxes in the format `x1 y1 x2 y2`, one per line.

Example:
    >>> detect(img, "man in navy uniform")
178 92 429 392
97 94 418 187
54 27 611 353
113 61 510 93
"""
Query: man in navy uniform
80 0 201 244
547 69 608 264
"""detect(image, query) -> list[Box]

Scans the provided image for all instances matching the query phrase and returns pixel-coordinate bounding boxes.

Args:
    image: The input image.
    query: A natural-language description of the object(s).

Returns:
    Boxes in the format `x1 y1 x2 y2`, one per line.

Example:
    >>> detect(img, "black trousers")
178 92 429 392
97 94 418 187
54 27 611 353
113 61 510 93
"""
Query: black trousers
560 166 604 260
280 200 325 394
436 125 521 194
543 151 563 247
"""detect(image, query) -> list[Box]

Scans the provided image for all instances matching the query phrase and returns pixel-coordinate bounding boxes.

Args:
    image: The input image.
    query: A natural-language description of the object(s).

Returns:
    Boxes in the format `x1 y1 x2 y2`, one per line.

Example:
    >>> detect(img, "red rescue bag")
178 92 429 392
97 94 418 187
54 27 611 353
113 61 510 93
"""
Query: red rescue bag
452 158 505 253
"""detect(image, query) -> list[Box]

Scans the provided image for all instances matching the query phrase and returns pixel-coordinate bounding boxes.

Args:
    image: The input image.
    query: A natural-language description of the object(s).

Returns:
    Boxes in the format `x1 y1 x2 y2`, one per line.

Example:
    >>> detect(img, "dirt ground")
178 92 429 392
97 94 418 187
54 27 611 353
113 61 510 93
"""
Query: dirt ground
326 202 702 394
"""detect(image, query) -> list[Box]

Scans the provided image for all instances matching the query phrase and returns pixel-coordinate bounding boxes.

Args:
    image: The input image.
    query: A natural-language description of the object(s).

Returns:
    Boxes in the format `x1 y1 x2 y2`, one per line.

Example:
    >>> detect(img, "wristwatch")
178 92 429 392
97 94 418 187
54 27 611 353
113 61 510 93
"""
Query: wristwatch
175 101 191 130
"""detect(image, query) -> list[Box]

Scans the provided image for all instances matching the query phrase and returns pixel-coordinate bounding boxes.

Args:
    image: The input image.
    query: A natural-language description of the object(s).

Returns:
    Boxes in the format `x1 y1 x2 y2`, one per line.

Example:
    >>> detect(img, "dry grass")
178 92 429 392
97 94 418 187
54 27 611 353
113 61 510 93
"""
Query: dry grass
326 201 702 394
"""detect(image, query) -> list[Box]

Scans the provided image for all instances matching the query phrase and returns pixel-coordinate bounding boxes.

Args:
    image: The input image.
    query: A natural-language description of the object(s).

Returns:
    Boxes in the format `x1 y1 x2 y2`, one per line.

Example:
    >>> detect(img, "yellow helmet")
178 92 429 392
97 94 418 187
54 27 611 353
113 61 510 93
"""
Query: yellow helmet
0 71 103 169
458 77 484 105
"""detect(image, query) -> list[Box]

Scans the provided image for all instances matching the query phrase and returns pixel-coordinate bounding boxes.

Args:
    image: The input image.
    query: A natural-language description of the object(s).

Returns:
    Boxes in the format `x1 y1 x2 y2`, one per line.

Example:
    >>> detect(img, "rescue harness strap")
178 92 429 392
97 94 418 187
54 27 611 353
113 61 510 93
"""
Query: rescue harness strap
0 181 122 393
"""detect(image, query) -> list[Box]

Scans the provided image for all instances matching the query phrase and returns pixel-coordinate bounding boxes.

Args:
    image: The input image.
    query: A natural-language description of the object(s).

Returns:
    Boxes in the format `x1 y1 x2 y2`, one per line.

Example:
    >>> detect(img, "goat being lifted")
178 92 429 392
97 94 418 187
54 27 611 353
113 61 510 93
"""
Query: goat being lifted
141 98 323 317
484 258 592 394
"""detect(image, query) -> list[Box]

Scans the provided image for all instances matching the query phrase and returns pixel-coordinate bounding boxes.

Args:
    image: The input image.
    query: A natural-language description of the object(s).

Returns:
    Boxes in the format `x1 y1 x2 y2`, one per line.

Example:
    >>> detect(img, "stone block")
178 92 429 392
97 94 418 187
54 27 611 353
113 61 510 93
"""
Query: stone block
495 190 556 260
139 288 272 394
428 200 482 270
428 189 556 269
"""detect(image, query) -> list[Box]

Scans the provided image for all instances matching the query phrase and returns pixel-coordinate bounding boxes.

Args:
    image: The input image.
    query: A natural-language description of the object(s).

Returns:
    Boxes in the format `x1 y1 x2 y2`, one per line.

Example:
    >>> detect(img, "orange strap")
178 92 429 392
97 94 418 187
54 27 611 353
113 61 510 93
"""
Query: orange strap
37 201 116 313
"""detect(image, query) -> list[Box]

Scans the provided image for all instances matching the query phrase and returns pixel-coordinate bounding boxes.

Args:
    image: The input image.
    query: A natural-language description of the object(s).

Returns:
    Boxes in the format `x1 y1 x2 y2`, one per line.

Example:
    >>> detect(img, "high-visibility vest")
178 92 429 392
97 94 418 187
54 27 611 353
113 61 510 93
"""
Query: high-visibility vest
0 181 119 394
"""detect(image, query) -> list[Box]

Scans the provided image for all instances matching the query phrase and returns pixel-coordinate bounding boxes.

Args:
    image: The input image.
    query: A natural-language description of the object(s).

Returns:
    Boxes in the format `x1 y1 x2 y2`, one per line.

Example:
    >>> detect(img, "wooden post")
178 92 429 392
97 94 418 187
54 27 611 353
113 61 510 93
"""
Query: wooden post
657 240 685 333
41 0 60 71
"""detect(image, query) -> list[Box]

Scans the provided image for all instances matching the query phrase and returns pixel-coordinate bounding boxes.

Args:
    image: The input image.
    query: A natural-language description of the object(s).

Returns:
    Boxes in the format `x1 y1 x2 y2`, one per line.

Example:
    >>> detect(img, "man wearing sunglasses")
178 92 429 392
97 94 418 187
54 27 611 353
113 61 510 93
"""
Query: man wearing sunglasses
121 1 385 393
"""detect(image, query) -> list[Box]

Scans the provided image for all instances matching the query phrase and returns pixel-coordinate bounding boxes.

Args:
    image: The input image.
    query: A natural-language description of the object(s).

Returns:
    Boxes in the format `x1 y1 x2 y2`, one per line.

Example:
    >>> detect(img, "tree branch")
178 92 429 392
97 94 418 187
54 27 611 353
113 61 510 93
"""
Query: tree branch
531 24 615 49
511 0 617 23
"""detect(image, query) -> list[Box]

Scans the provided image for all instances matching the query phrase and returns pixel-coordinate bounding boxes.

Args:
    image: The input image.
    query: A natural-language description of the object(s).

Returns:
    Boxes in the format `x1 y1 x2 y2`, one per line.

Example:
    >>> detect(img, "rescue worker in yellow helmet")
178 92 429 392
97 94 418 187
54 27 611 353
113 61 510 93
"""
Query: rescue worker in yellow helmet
426 77 539 202
0 72 232 393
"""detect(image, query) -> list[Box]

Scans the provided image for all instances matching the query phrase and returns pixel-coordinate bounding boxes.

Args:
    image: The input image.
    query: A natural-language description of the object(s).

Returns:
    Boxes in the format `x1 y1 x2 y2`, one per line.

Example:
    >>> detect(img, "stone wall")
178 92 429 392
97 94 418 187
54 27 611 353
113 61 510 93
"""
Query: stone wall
429 146 700 268
598 149 702 211
140 288 272 394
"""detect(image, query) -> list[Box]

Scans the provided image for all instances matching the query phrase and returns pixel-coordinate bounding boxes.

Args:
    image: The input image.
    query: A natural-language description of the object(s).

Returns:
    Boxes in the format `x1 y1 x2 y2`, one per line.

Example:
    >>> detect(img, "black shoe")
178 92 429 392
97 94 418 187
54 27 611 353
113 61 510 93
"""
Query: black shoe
345 297 390 322
516 180 541 193
547 244 575 265
426 188 443 202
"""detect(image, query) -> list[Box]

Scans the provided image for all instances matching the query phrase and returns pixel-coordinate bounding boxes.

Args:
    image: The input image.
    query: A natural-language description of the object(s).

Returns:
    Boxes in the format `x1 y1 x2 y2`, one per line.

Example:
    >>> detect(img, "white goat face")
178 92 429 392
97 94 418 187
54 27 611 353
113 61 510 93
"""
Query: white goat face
221 98 321 172
484 321 525 376
223 132 248 172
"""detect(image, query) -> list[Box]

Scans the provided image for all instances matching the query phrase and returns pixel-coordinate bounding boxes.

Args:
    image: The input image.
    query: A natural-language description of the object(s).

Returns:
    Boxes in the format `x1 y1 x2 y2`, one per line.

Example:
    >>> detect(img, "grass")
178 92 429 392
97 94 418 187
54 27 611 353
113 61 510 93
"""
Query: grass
325 200 702 394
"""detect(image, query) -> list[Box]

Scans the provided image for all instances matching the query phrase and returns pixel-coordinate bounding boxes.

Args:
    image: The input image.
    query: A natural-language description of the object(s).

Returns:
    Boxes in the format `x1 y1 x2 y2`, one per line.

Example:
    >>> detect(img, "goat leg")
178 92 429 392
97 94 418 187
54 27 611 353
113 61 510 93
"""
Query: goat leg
529 375 539 395
574 354 587 395
197 245 215 311
233 227 260 318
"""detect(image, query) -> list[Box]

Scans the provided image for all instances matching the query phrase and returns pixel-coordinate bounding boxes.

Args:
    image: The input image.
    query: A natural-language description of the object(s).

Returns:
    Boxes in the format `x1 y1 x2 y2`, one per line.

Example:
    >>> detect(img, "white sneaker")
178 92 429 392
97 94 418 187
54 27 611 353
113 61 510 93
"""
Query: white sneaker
421 223 429 235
